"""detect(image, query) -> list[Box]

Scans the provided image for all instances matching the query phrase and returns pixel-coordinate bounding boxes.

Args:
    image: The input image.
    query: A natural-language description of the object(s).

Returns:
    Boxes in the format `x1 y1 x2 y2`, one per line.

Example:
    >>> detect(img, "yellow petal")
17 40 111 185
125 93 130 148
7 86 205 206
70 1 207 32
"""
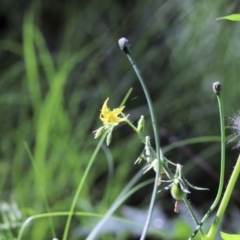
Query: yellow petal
99 98 126 128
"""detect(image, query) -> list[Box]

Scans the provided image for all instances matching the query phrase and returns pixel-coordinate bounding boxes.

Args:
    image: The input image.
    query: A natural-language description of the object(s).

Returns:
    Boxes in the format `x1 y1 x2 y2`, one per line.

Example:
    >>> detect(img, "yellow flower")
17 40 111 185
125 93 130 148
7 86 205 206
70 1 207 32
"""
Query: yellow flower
93 98 127 143
100 98 126 128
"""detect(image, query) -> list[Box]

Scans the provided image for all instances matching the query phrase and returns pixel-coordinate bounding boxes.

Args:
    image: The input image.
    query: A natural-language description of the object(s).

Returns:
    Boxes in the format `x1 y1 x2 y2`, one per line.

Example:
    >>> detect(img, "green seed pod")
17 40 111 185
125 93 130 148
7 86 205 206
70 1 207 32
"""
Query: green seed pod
171 182 187 201
152 159 165 174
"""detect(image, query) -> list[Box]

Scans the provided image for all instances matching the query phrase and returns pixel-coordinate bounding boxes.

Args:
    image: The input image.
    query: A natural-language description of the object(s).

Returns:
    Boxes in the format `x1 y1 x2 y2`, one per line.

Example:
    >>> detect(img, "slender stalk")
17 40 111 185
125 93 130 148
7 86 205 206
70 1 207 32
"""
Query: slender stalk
62 90 132 239
207 155 240 239
124 117 144 141
119 38 163 240
189 82 226 240
120 87 133 107
183 198 205 237
62 132 107 240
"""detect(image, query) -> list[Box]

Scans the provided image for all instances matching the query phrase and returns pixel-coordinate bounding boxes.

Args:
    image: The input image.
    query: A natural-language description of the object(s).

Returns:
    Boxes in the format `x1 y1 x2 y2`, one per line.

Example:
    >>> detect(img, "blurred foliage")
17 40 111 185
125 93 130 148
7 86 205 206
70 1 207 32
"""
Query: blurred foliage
0 0 240 239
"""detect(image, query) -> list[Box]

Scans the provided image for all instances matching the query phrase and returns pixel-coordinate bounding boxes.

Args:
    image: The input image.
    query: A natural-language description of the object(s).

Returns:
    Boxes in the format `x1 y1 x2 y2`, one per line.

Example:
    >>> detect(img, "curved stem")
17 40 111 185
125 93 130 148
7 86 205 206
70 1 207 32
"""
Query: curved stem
121 41 163 240
207 155 240 239
62 132 107 240
189 86 226 240
124 117 144 141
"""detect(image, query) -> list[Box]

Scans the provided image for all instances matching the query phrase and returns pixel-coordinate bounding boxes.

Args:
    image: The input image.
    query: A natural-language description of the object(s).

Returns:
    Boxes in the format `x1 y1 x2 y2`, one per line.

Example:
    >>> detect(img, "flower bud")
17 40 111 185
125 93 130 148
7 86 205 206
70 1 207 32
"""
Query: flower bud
213 82 222 94
93 126 104 139
106 130 113 146
118 37 130 51
137 115 145 132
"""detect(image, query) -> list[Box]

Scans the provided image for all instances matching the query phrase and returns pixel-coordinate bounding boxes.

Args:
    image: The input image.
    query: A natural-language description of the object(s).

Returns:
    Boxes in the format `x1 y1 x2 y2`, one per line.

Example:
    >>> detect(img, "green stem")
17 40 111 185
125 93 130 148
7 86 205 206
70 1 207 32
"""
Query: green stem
119 38 163 240
183 198 205 237
207 155 240 239
124 117 144 141
189 83 226 240
62 90 132 239
120 87 133 107
202 88 226 221
62 132 107 240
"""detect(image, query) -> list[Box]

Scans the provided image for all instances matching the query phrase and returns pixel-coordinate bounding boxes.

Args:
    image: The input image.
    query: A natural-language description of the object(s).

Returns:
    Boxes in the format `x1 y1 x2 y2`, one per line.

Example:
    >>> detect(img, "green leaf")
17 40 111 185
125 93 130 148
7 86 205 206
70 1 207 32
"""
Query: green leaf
216 14 240 21
221 232 240 240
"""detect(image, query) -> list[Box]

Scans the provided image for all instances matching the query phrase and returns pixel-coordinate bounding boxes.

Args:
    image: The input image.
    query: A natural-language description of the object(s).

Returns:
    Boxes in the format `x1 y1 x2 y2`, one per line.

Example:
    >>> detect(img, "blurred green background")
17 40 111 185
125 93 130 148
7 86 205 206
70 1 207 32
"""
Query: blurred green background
0 0 240 239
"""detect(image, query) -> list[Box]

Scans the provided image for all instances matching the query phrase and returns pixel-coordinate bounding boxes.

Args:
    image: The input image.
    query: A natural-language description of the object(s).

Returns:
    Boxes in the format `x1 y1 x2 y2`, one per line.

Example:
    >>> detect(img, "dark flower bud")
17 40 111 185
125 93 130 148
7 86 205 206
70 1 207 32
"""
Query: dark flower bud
213 82 222 94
